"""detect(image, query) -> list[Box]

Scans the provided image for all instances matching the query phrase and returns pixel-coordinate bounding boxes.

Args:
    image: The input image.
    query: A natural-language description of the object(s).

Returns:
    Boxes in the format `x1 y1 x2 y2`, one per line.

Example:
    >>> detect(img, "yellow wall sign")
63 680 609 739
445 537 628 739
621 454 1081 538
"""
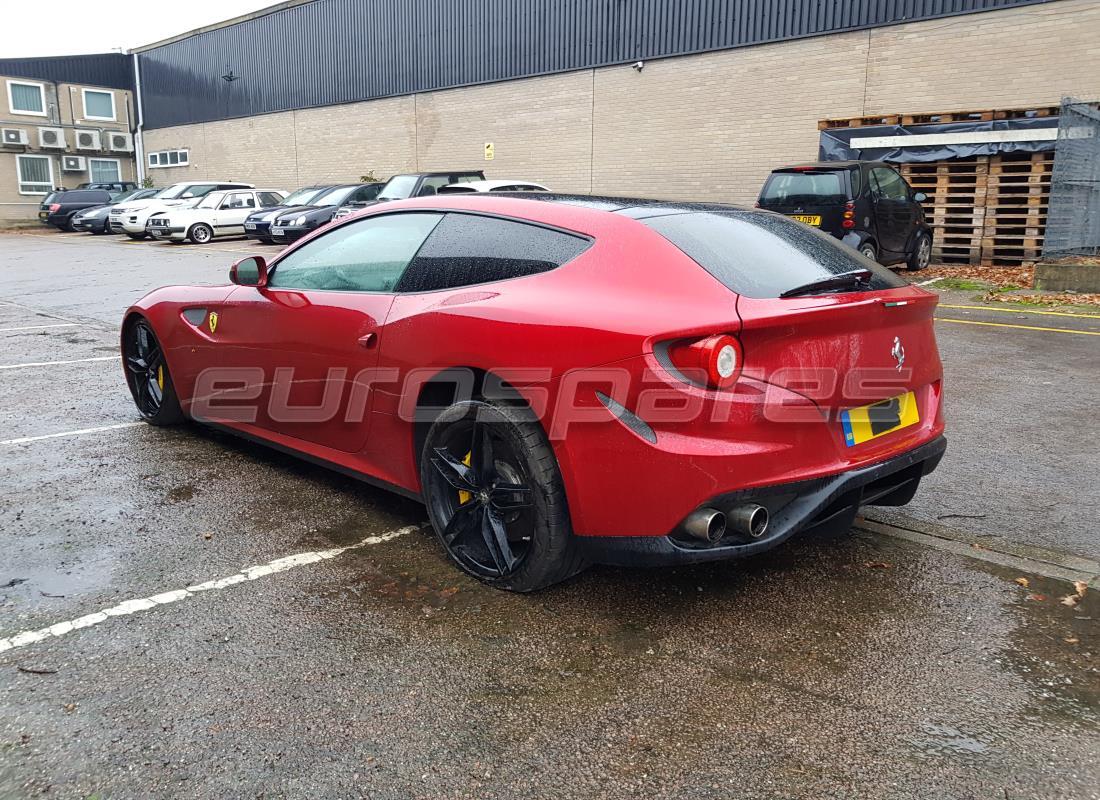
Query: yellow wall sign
484 142 495 161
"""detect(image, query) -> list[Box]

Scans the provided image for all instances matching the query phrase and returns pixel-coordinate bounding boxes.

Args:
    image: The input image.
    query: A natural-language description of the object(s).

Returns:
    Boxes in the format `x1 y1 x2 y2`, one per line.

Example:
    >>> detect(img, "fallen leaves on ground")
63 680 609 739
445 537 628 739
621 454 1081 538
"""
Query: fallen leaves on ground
1064 637 1080 645
863 561 892 569
1060 581 1089 607
1015 577 1030 589
914 264 1034 288
1026 593 1047 602
984 291 1100 308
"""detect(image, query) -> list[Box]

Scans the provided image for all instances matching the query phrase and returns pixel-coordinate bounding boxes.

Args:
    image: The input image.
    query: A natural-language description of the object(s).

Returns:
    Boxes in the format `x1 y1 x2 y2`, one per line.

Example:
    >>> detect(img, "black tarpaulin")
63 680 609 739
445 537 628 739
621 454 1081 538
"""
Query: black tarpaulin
819 117 1059 163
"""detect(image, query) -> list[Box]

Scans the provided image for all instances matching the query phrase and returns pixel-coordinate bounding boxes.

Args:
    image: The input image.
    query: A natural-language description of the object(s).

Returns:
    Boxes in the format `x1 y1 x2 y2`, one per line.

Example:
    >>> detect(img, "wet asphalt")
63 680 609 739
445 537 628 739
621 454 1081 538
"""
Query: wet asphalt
0 232 1097 799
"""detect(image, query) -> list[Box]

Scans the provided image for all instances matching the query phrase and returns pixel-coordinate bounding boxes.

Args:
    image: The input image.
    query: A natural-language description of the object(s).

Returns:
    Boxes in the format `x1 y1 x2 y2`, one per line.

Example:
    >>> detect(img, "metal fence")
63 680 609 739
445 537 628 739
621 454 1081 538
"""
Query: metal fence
1043 99 1100 258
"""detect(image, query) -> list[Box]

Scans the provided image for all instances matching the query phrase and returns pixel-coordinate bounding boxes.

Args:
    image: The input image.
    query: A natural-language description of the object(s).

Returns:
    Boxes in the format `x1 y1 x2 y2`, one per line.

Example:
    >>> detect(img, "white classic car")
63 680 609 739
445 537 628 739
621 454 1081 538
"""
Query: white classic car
109 181 255 239
145 189 287 243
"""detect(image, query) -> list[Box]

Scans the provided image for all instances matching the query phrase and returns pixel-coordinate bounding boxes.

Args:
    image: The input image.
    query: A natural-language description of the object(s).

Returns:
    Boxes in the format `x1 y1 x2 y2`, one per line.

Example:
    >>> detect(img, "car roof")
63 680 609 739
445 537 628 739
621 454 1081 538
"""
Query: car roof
772 161 885 171
365 193 762 224
442 180 548 191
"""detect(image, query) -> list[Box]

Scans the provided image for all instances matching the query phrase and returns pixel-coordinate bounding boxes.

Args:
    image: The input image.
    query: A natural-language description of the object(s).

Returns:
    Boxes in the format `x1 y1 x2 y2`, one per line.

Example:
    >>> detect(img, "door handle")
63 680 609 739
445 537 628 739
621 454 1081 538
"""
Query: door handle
357 332 376 348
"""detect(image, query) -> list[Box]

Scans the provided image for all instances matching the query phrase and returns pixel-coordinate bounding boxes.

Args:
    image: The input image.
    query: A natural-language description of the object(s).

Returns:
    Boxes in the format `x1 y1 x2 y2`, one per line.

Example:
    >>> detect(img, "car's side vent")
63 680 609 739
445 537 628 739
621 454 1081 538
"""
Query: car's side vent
61 155 87 172
1 128 29 146
38 127 66 149
108 131 134 152
75 129 102 151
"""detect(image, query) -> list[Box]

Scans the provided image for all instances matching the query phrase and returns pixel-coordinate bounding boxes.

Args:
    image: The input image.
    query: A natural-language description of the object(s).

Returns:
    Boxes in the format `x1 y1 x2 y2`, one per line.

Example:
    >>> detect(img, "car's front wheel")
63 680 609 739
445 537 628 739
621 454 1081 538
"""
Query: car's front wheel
907 233 932 271
126 232 147 240
123 317 184 425
188 223 213 244
420 399 585 592
859 242 878 263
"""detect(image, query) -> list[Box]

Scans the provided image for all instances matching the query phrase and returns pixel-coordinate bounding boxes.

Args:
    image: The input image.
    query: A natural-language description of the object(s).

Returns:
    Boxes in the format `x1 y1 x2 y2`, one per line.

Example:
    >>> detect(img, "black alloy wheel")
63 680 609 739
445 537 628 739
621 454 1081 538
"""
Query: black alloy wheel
420 400 584 592
123 318 183 425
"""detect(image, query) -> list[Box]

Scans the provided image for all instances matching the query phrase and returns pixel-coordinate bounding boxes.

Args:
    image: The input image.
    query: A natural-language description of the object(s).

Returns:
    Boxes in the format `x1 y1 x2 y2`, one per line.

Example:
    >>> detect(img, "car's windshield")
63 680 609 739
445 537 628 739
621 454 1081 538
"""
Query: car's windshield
310 186 357 206
760 171 848 206
282 187 325 206
196 192 226 209
640 210 905 298
378 175 418 200
160 183 218 200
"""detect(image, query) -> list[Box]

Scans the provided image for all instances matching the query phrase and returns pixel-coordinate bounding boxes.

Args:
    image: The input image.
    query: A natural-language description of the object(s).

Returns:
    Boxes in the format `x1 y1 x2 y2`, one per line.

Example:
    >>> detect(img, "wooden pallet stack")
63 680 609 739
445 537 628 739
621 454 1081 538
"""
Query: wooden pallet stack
820 106 1058 266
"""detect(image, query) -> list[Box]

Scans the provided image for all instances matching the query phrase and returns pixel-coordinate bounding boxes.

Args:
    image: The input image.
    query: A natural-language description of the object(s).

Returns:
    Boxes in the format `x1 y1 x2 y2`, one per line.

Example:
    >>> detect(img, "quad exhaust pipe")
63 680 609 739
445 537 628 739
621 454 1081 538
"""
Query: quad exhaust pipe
682 504 769 545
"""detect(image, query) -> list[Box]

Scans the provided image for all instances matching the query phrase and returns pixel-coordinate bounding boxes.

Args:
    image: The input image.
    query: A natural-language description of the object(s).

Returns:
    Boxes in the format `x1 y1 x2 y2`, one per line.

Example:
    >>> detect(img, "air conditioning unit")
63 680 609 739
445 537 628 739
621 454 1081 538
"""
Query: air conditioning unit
1 128 28 146
75 129 101 150
38 127 66 149
62 155 87 172
107 131 134 152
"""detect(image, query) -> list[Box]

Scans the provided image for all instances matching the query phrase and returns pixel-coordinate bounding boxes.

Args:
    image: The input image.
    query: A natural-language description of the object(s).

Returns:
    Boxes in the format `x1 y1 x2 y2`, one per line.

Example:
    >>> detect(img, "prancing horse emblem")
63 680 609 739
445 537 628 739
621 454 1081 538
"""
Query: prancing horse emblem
208 311 219 334
891 336 905 371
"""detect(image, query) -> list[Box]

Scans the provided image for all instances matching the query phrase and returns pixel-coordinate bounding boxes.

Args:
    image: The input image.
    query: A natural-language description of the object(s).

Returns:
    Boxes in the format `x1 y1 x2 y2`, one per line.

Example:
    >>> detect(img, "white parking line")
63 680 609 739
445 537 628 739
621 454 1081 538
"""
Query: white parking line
0 355 118 370
0 422 144 446
917 277 943 287
0 323 79 333
0 525 420 653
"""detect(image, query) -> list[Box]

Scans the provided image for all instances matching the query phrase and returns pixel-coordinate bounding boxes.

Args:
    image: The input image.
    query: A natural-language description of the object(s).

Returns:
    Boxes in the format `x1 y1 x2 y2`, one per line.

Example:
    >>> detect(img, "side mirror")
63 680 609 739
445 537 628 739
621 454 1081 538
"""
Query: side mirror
913 192 928 203
230 255 268 287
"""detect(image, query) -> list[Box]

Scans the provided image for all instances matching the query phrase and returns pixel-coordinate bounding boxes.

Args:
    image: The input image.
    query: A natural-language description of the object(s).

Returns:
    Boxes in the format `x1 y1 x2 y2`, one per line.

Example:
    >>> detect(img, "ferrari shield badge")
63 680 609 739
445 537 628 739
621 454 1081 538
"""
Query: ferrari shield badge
208 311 219 334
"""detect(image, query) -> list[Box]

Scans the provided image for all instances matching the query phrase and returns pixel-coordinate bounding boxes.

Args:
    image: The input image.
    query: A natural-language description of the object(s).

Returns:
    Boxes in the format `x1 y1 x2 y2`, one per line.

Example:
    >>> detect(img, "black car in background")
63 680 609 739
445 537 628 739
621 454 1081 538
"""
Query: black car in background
71 188 159 234
77 181 139 193
268 183 385 242
243 185 338 243
757 161 932 270
331 170 484 220
39 189 114 231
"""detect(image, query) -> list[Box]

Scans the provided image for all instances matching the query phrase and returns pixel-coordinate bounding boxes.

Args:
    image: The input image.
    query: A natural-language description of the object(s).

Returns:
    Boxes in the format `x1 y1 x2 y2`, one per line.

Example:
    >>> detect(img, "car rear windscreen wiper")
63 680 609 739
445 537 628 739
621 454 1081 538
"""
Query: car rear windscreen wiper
779 268 873 298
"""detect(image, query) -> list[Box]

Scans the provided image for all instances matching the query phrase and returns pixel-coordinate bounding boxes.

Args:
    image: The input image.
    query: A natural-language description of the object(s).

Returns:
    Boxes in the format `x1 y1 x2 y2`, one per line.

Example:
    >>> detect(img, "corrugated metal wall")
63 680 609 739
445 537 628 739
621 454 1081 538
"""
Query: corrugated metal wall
137 0 1051 130
0 53 133 92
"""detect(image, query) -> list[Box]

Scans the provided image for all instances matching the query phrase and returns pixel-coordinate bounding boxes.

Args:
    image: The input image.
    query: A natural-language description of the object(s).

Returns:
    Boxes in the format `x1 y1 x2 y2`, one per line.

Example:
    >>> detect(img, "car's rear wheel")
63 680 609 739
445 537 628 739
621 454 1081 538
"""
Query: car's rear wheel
123 317 184 425
907 233 932 271
859 242 878 263
420 399 585 592
188 223 213 244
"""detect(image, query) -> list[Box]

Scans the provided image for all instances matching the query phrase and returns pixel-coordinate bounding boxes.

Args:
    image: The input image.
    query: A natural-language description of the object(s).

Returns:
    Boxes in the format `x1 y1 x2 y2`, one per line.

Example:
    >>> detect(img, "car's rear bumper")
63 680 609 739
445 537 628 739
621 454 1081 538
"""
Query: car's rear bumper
577 434 946 566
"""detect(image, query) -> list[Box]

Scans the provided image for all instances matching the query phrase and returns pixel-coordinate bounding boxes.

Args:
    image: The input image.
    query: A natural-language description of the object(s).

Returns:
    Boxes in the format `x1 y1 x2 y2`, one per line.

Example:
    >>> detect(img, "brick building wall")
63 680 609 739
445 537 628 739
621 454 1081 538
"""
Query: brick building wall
141 0 1100 205
0 76 137 225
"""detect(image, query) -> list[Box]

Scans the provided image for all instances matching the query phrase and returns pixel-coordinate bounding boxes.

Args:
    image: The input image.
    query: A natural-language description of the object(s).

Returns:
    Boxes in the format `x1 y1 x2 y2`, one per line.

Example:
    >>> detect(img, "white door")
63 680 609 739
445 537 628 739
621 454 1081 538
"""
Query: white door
213 191 258 236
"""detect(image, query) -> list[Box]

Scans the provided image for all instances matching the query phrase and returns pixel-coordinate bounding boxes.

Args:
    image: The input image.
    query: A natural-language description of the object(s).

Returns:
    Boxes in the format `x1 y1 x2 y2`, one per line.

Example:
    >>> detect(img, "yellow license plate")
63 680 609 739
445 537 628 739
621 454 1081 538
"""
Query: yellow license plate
789 214 821 226
841 391 919 447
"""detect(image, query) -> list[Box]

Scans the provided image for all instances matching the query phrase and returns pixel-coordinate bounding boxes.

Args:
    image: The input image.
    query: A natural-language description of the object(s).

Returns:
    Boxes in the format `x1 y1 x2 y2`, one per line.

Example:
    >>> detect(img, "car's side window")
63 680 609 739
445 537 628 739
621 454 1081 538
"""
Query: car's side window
416 176 452 197
395 213 591 293
871 168 909 202
223 192 255 209
268 212 444 293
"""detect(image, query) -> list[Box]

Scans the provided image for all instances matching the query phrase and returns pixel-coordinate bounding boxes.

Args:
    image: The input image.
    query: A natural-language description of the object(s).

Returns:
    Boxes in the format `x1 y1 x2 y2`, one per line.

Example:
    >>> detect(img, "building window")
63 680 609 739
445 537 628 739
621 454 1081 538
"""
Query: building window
16 154 53 194
89 158 121 184
7 80 46 117
148 149 189 168
82 89 116 121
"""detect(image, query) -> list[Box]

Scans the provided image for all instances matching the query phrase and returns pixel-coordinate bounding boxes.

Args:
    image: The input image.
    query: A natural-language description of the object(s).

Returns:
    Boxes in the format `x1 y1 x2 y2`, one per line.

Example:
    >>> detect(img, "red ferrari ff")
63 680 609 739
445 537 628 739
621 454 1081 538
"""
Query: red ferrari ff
122 194 945 591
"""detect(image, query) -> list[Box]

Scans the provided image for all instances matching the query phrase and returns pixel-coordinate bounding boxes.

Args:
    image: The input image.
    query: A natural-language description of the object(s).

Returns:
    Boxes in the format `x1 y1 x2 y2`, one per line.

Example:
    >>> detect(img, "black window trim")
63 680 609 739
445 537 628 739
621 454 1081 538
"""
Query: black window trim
264 207 594 296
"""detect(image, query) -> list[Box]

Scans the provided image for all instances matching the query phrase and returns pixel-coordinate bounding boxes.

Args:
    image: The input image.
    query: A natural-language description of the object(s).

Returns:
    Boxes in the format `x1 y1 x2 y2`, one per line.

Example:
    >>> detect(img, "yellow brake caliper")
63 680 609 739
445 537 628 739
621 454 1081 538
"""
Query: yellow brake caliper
157 365 165 391
458 451 472 505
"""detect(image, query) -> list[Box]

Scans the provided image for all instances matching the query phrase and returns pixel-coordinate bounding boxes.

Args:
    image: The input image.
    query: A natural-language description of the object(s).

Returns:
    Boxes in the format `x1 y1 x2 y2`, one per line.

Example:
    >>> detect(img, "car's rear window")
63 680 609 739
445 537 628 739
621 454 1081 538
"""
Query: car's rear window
59 190 110 203
640 210 906 298
760 171 849 206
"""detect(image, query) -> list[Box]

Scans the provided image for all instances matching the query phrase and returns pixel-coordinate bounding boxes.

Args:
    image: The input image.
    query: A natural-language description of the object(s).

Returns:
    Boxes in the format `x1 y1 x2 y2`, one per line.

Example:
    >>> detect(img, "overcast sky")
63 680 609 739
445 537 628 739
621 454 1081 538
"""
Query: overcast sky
1 0 278 57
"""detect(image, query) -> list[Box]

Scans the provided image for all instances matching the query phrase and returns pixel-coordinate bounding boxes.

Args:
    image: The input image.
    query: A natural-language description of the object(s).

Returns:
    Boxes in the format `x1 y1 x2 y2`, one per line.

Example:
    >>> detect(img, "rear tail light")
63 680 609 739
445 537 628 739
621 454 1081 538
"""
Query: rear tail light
842 201 856 229
666 334 743 390
48 203 60 212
